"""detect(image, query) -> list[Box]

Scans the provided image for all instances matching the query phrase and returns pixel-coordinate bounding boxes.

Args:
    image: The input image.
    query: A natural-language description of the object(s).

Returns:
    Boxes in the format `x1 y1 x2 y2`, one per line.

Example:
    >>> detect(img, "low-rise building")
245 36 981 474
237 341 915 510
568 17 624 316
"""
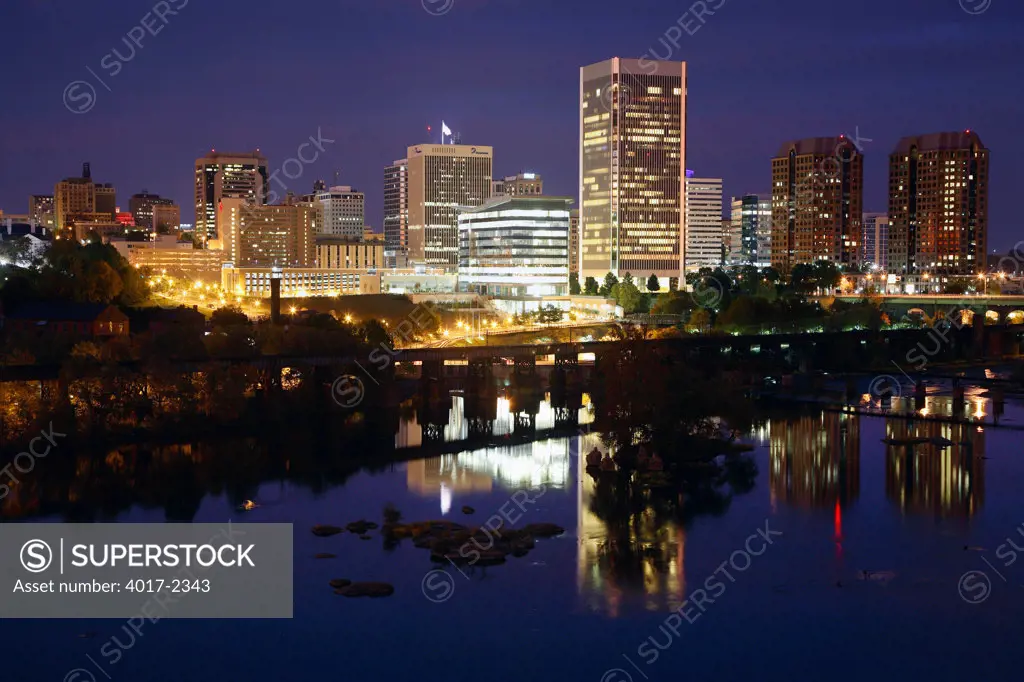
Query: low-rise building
111 236 226 282
221 265 381 298
315 236 385 270
3 302 129 337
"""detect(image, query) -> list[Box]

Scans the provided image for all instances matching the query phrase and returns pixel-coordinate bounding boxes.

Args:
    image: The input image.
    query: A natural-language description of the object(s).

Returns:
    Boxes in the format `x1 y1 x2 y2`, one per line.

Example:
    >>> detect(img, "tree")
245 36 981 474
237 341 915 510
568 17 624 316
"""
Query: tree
82 261 123 303
600 272 619 297
612 280 644 314
537 306 564 323
812 260 841 293
646 274 660 292
687 308 711 333
210 305 250 327
583 277 599 296
789 263 817 294
569 273 581 296
622 272 634 286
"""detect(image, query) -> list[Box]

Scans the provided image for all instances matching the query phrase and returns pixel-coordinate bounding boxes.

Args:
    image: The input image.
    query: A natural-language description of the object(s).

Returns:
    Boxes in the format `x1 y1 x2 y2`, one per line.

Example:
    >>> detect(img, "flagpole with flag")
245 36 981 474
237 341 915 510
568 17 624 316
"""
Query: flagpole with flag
441 121 452 144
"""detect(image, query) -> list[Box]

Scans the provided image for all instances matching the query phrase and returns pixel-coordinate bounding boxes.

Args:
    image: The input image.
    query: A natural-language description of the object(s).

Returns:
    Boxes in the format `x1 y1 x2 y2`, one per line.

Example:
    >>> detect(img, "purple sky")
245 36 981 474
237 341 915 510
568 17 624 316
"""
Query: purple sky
1 0 1021 250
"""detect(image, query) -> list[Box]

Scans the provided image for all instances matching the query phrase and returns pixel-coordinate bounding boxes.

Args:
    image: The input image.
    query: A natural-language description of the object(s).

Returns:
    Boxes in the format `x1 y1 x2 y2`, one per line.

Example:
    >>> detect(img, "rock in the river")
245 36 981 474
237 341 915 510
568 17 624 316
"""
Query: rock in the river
314 553 337 559
522 523 565 538
461 505 475 515
346 520 379 534
359 535 371 540
329 578 352 589
334 582 394 598
312 525 344 537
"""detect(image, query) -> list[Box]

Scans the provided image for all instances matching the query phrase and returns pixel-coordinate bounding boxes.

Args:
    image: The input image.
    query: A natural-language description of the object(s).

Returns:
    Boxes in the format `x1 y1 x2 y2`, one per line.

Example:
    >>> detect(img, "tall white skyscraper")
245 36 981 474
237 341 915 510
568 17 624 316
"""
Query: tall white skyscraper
684 174 723 270
194 151 268 241
579 57 686 286
407 144 493 269
384 159 409 258
316 185 365 239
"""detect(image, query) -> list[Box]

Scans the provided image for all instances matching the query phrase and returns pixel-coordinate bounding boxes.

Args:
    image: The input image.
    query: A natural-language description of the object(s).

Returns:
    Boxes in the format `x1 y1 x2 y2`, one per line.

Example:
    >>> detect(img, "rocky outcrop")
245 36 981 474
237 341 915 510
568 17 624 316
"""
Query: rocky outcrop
311 525 344 537
335 582 394 598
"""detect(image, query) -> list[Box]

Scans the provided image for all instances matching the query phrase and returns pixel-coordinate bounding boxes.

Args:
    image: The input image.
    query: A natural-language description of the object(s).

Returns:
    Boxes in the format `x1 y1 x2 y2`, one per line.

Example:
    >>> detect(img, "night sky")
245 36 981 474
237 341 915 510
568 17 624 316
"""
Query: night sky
1 0 1021 249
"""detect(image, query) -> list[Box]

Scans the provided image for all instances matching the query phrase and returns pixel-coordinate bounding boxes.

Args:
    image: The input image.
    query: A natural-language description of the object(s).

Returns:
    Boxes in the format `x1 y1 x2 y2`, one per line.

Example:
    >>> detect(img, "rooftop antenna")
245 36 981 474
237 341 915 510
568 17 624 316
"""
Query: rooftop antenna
333 170 340 186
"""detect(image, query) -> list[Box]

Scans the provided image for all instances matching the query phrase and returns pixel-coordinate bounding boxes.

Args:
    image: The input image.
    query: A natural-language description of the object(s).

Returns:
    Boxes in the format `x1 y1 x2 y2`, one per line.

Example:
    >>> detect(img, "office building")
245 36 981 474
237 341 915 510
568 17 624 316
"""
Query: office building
684 174 723 271
194 150 269 241
888 131 988 276
493 172 544 197
384 159 409 258
129 191 174 231
862 213 889 270
316 185 365 238
730 193 772 267
458 195 572 297
54 162 115 237
152 204 181 233
569 209 580 276
771 136 863 271
724 218 740 265
407 143 493 269
315 236 385 270
580 57 686 285
219 198 314 268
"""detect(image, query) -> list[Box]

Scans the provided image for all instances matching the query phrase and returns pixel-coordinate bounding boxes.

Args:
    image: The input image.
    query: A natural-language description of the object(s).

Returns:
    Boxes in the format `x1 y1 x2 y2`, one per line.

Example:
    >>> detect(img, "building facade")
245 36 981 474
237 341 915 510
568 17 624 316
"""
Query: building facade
580 57 686 286
888 131 988 276
569 209 580 276
219 198 314 268
493 172 543 197
730 193 772 267
194 151 269 241
862 213 889 270
771 136 863 271
383 159 409 261
28 195 55 228
111 236 225 282
129 192 174 231
221 266 380 298
54 163 115 236
684 175 723 270
316 185 365 238
152 204 181 232
407 144 493 269
315 236 385 270
457 195 572 298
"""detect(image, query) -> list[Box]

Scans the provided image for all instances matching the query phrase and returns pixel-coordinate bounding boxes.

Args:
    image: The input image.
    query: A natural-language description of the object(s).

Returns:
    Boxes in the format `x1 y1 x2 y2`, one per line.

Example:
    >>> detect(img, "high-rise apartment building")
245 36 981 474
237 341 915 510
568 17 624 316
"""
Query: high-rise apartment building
219 198 314 268
888 131 988 276
94 184 116 218
730 193 772 267
315 186 364 238
684 174 723 271
29 195 55 227
384 159 409 259
771 136 863 271
407 144 493 269
129 191 174 230
580 57 686 285
194 151 269 241
862 213 889 270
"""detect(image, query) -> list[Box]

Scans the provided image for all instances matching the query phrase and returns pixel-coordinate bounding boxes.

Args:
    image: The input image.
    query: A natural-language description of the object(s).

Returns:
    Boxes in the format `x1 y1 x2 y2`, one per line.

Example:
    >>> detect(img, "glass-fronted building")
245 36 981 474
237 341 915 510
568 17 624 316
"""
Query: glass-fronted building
457 195 572 297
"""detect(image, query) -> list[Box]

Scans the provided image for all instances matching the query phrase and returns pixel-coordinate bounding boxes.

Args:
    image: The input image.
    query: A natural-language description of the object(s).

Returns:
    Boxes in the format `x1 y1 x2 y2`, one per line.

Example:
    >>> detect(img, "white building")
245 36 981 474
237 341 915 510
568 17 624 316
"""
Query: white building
316 186 365 239
194 151 268 242
457 195 572 298
685 175 723 270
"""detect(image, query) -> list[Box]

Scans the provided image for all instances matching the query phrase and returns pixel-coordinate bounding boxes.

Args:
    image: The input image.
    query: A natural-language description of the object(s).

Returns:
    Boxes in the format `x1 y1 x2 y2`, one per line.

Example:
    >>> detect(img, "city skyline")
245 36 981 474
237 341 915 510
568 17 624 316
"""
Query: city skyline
2 0 1020 250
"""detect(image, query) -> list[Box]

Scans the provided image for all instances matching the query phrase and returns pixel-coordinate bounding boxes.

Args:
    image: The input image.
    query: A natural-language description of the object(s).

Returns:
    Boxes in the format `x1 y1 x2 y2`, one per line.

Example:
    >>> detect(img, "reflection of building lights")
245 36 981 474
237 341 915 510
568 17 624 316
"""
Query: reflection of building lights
440 483 452 515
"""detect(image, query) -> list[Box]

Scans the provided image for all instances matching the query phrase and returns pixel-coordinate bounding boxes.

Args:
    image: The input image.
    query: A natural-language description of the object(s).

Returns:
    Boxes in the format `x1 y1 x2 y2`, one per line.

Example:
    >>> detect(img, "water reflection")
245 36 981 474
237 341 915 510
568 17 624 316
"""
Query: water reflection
769 411 860 510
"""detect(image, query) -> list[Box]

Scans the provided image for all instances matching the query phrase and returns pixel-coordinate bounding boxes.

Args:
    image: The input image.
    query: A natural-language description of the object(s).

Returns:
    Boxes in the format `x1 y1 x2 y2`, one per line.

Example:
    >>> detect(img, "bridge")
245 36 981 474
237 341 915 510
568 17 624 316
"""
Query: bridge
829 294 1024 323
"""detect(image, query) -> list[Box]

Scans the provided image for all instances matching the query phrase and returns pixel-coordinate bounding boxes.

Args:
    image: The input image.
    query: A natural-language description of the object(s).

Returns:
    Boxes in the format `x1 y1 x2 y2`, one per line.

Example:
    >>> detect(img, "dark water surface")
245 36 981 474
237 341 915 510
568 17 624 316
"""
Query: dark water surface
5 389 1024 682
